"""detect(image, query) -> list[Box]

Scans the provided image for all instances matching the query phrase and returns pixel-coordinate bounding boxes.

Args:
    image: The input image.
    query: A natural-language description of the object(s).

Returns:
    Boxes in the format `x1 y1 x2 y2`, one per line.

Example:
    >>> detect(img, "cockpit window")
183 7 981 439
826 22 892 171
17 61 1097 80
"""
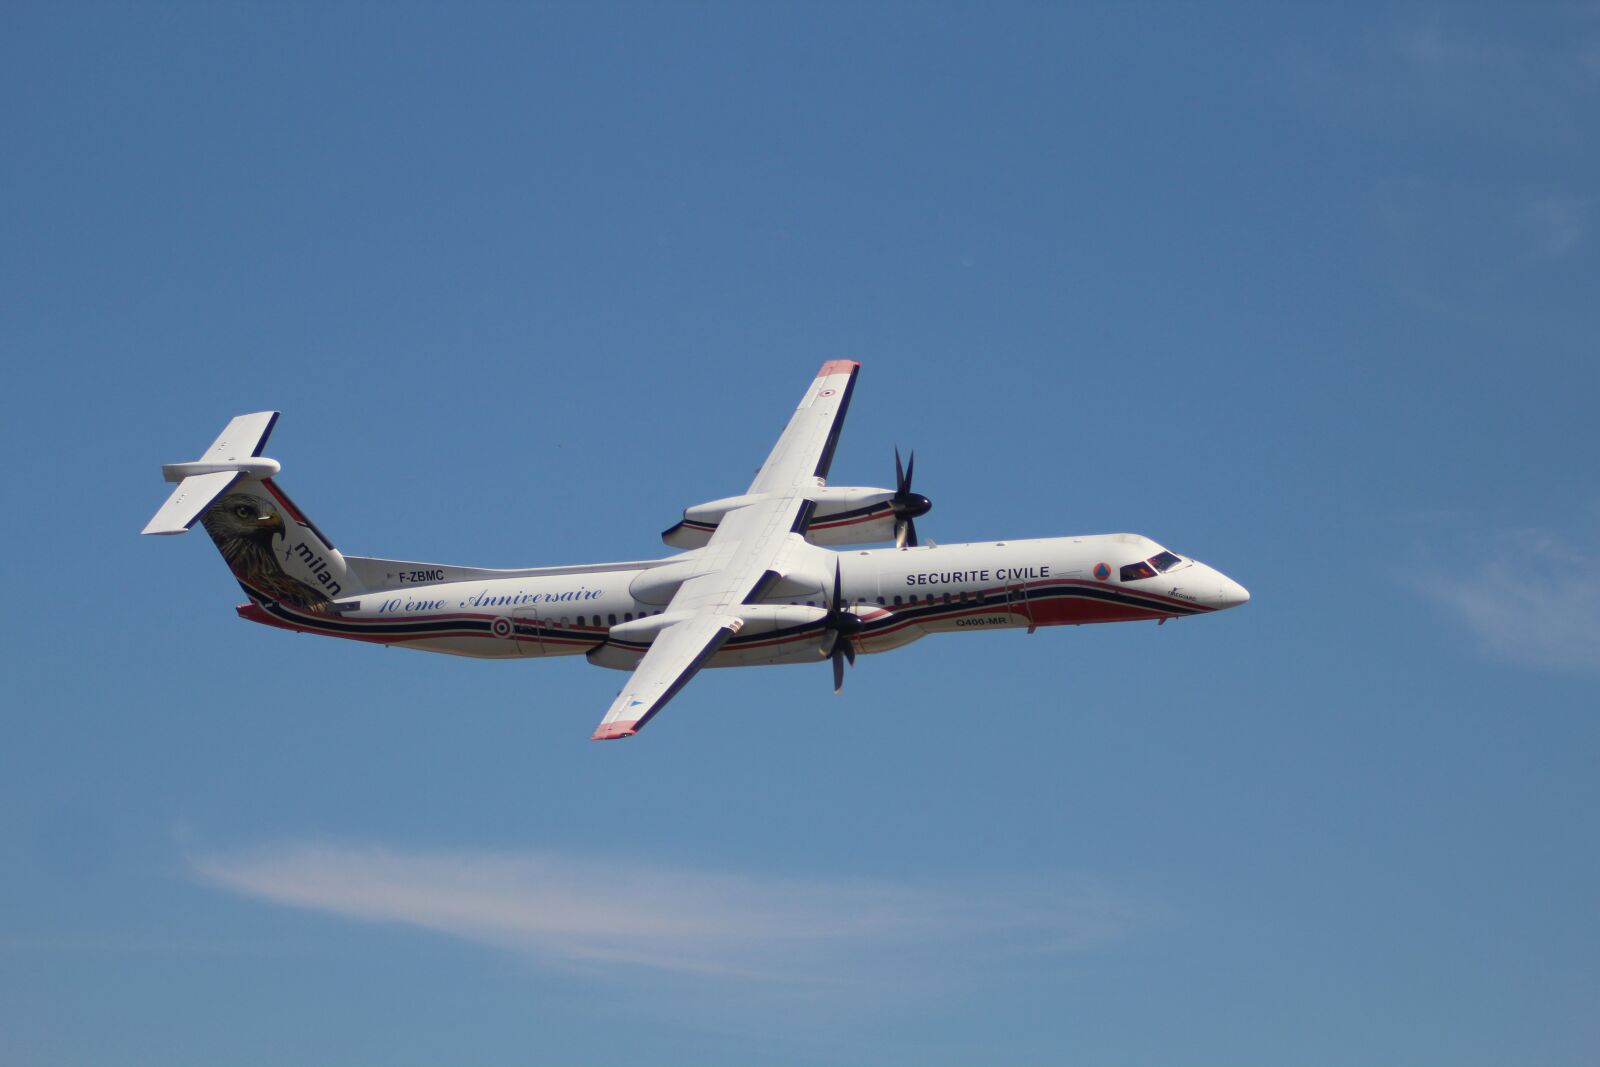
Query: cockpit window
1120 561 1157 581
1149 550 1182 573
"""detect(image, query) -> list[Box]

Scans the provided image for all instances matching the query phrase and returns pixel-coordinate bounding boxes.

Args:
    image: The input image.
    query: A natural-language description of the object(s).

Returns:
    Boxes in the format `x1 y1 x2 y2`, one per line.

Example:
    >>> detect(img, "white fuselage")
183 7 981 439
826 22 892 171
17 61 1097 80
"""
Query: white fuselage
150 372 1250 740
239 532 1249 670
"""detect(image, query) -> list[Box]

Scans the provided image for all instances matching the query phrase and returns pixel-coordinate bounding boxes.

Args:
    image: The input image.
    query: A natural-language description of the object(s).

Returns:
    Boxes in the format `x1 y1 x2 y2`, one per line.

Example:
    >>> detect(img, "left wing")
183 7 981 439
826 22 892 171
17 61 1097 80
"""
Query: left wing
591 612 742 740
590 361 858 740
590 494 808 740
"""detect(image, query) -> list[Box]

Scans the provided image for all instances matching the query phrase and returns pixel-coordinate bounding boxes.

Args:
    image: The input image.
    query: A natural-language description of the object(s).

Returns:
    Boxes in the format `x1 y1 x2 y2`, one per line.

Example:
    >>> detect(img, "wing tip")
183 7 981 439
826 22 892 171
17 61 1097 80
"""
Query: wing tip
817 359 859 377
591 720 640 741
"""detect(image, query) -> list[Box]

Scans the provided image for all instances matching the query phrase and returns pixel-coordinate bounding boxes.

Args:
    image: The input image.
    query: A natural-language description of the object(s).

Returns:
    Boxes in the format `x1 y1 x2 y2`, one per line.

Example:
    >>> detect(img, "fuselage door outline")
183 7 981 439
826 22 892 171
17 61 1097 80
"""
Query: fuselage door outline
511 607 545 656
1007 581 1037 633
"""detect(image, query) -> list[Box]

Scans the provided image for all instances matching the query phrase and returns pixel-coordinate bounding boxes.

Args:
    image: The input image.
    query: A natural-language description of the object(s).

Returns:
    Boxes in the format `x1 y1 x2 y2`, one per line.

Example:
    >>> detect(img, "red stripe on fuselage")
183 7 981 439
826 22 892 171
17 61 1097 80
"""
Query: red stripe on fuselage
237 600 606 649
1003 576 1210 614
236 571 1206 652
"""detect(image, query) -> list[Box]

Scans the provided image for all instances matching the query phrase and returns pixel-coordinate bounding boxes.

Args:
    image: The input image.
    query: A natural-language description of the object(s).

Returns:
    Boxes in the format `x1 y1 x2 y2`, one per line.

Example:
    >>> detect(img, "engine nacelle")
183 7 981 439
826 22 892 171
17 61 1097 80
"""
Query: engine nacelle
663 486 899 549
628 552 708 606
802 486 899 546
682 494 764 526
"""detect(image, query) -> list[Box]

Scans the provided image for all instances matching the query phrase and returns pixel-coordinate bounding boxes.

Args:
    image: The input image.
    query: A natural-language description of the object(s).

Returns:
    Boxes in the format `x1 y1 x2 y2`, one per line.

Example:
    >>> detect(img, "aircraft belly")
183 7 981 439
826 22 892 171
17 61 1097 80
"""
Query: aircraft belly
916 610 1027 635
385 634 524 658
1025 597 1169 626
370 631 597 659
587 634 824 671
853 625 926 654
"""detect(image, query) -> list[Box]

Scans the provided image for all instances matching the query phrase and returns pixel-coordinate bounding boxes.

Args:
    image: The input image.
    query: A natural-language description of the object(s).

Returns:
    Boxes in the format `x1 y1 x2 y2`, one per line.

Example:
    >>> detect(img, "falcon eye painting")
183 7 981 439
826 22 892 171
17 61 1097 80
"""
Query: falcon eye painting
198 491 333 614
143 363 1249 741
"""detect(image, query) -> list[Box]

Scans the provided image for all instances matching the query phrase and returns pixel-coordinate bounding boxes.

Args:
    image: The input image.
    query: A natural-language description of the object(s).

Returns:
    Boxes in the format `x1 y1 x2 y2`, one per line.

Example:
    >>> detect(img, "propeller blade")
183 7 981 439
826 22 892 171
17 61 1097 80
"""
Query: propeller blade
825 559 861 691
891 447 929 549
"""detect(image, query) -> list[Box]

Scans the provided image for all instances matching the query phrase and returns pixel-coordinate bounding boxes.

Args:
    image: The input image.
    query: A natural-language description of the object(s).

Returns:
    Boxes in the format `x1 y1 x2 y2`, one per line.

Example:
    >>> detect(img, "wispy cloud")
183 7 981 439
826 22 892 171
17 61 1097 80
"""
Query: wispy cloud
191 842 1156 980
1292 8 1600 147
1291 11 1598 341
1376 179 1593 292
1517 194 1593 259
1390 13 1495 73
1382 10 1599 139
1415 528 1600 671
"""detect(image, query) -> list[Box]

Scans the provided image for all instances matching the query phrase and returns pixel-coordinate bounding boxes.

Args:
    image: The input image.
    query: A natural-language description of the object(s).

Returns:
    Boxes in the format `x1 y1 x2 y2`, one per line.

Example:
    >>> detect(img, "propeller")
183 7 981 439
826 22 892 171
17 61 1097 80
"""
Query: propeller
822 560 863 693
891 447 932 548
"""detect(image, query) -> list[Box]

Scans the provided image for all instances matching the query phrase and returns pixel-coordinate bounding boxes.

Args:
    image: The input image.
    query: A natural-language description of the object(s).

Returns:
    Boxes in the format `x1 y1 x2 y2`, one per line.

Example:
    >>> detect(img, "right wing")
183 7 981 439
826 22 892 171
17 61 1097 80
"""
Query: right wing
746 359 859 494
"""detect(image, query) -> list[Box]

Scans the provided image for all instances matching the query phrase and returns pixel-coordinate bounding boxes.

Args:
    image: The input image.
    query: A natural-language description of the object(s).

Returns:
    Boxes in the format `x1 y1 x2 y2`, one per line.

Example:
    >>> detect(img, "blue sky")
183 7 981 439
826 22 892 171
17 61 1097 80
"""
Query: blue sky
3 3 1598 1064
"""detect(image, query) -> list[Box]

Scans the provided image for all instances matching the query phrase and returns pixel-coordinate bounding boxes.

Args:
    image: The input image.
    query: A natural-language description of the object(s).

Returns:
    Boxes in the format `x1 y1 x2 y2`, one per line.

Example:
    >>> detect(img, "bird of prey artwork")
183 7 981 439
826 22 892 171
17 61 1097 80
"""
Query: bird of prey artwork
198 491 334 614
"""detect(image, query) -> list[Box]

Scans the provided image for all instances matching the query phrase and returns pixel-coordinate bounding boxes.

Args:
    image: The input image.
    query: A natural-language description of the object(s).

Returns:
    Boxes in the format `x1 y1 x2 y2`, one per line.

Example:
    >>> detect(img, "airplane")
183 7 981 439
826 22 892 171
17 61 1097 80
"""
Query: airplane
143 361 1249 740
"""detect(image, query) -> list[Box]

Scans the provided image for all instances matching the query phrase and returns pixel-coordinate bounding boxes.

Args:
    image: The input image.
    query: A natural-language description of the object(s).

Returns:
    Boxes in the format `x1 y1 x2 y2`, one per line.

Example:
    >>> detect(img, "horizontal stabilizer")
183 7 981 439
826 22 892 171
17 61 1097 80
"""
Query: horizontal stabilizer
201 411 279 464
141 470 244 535
142 411 282 535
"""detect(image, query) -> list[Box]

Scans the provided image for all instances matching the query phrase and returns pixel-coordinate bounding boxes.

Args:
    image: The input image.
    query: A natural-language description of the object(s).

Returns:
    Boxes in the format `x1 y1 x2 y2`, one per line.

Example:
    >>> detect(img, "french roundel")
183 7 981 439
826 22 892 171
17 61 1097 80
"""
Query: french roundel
1093 562 1111 581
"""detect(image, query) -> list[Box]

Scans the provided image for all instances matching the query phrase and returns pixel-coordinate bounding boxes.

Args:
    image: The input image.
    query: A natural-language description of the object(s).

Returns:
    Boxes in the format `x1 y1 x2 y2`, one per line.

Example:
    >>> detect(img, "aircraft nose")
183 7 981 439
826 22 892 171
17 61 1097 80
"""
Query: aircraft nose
1184 562 1249 610
1215 574 1250 610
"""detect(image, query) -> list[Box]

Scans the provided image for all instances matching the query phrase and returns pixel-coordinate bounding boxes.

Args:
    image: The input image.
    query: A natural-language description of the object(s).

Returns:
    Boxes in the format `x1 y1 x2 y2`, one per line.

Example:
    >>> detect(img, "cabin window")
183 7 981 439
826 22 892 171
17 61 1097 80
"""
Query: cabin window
1120 561 1157 582
608 614 617 626
944 593 952 604
1149 550 1183 573
592 616 601 627
624 612 633 622
876 596 885 605
893 595 903 606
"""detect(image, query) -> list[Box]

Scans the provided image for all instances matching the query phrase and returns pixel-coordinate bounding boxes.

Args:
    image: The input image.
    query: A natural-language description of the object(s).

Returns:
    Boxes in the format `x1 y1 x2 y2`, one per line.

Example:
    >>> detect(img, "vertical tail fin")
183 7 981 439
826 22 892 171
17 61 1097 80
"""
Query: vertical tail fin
143 413 362 613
